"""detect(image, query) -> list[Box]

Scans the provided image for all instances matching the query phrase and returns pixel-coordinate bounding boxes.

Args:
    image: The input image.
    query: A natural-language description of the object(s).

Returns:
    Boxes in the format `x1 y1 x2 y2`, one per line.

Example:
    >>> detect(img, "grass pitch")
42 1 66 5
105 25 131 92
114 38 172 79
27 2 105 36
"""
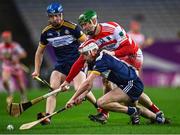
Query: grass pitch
0 87 180 134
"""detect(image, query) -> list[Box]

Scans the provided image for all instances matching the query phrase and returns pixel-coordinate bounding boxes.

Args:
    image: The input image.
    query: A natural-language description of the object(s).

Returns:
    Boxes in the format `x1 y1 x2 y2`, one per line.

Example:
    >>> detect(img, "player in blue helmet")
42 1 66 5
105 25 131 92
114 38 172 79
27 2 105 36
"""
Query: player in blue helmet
46 2 63 27
32 2 97 125
46 2 63 14
65 39 166 124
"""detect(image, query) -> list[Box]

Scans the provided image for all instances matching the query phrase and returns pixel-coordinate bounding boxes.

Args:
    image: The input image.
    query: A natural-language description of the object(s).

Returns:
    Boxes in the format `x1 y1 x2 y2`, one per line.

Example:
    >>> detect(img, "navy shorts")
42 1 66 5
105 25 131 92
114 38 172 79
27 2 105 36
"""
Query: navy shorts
54 63 73 76
118 77 144 102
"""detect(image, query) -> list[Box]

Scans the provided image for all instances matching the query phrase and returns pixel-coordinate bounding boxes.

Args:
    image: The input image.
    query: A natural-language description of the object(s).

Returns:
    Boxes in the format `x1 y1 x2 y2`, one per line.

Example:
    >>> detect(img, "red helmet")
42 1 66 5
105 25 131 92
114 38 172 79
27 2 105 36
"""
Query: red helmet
79 39 98 53
1 31 12 38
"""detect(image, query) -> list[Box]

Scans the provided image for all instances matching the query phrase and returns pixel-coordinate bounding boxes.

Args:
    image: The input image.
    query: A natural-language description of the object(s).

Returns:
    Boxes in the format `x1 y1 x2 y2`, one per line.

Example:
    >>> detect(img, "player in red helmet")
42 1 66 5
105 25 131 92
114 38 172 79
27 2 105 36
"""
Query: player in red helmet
0 31 27 104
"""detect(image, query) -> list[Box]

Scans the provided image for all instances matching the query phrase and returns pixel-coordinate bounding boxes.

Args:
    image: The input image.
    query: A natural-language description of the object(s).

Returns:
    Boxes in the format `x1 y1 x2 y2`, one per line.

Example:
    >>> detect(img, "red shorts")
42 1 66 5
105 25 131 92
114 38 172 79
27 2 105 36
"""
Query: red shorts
120 49 143 71
2 64 24 81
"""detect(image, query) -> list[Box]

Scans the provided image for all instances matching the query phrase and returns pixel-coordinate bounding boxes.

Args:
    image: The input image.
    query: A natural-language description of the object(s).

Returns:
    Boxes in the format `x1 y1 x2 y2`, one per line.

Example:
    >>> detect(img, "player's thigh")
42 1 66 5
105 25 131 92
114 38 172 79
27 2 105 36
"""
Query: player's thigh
14 69 25 87
73 71 86 90
97 87 130 106
50 70 66 90
102 78 113 94
2 69 11 81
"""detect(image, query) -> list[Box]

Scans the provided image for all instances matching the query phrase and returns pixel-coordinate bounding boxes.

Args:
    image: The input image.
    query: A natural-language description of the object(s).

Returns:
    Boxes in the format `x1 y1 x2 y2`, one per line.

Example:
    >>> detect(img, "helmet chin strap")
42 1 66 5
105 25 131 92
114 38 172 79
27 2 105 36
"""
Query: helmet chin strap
87 19 98 36
91 19 98 31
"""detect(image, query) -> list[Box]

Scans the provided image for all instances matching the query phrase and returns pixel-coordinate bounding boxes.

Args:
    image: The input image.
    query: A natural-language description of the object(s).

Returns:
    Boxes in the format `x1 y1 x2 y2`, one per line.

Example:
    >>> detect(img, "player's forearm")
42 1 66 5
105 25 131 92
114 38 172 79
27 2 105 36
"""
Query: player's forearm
34 51 43 73
66 55 85 83
71 80 92 100
80 90 90 99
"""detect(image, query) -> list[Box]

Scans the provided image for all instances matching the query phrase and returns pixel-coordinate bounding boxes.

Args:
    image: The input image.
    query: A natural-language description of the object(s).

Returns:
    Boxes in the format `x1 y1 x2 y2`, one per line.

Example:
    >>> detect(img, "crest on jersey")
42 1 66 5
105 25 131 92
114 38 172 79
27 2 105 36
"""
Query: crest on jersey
119 31 124 37
65 29 70 35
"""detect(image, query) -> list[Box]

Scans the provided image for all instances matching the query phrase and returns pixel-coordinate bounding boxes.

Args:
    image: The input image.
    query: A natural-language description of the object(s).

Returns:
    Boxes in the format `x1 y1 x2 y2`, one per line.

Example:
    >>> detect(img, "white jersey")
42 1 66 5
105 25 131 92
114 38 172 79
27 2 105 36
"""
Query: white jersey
0 42 25 67
127 31 145 48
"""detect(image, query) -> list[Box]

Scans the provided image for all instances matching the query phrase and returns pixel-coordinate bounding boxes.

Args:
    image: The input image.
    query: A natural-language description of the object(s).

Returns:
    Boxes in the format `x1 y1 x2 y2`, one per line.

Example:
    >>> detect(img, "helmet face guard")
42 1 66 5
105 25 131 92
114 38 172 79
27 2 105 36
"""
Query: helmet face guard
78 10 97 35
79 39 99 54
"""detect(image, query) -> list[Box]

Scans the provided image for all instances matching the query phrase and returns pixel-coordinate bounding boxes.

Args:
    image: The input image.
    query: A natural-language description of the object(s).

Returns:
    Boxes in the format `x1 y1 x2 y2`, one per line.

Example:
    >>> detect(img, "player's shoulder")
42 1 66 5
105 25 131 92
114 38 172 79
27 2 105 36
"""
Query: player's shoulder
101 22 120 28
100 22 120 33
7 42 18 49
62 20 77 30
107 21 120 27
41 24 53 34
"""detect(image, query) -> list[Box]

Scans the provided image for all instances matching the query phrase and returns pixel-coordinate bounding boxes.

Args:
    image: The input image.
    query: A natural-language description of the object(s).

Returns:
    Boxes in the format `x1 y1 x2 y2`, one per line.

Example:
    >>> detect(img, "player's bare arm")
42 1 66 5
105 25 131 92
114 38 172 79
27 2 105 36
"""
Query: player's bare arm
66 73 97 108
32 44 46 78
18 50 27 59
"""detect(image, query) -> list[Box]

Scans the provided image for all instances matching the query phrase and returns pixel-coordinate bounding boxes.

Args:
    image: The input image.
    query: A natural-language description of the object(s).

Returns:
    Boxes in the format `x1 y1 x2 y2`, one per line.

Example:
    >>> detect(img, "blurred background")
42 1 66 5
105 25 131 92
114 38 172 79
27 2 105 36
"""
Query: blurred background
0 0 180 91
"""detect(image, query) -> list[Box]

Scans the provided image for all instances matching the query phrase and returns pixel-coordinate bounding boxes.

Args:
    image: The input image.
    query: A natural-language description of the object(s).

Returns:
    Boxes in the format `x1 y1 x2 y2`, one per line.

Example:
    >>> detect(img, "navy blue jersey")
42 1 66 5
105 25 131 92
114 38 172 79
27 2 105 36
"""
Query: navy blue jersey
93 52 138 81
40 20 83 64
92 52 144 101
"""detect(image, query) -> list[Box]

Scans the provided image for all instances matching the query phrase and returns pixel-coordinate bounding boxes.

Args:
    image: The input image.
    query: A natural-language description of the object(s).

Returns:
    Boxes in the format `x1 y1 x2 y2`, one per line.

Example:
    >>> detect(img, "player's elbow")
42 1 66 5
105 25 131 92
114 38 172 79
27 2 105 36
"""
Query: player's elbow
21 52 27 59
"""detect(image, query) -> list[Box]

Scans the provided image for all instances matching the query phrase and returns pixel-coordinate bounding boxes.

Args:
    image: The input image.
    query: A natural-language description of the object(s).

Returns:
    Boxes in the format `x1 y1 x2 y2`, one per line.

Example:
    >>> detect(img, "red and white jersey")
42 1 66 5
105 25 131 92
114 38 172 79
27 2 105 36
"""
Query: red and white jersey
0 42 24 67
90 22 138 53
127 31 145 47
65 22 142 83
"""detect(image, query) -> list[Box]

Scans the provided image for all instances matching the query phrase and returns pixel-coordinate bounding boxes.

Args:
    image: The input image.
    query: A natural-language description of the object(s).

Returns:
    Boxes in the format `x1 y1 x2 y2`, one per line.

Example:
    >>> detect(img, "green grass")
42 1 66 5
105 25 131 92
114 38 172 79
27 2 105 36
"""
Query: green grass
0 87 180 134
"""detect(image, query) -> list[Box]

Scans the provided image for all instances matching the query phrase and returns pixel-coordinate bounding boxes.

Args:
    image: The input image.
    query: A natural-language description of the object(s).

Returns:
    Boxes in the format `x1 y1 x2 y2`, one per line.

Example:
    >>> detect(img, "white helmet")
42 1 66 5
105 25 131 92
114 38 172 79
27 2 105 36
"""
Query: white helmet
79 39 99 54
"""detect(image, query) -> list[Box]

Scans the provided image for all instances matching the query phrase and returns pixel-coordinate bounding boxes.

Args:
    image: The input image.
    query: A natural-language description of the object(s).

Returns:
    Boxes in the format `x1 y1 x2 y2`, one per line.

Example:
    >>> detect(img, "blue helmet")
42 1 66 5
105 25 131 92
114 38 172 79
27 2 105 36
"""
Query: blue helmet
46 2 63 15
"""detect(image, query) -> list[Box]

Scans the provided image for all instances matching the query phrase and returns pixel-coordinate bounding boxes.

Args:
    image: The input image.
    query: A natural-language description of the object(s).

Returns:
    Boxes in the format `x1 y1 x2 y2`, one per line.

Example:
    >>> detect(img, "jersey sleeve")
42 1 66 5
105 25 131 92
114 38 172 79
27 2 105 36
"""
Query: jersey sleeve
113 25 128 45
39 32 48 46
113 26 137 57
15 43 25 54
73 25 84 39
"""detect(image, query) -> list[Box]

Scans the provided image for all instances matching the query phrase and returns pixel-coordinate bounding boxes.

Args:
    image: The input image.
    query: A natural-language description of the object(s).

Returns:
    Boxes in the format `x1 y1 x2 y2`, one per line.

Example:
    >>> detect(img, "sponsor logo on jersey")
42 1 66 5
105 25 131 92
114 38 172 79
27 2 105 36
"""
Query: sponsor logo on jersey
47 35 75 47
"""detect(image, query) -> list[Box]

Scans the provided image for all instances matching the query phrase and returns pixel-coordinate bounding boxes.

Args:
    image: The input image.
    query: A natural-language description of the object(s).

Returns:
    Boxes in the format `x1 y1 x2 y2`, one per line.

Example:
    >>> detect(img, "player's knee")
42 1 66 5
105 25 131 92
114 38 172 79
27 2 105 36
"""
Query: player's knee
97 98 106 108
